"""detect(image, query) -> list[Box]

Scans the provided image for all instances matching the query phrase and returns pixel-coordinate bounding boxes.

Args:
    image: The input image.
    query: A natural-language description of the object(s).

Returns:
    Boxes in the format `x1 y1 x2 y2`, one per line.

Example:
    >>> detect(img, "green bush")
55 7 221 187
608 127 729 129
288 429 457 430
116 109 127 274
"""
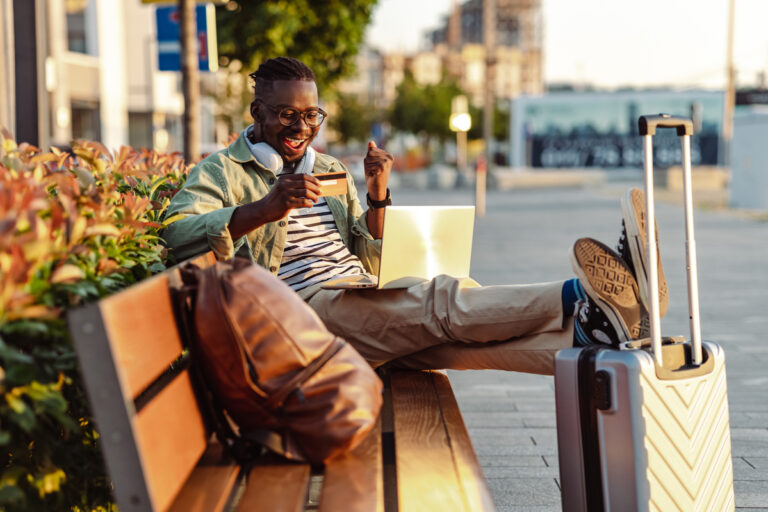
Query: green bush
0 134 191 510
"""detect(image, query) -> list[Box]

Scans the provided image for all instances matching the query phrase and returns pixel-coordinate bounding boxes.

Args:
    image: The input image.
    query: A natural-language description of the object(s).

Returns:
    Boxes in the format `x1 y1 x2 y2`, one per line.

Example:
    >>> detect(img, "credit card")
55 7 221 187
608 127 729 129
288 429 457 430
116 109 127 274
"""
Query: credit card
315 171 348 196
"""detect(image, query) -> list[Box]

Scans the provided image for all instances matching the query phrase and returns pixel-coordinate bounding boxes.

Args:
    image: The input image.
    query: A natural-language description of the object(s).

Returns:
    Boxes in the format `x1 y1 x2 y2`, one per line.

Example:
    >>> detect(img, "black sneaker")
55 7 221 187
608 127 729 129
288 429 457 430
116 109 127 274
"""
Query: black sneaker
570 237 646 342
617 188 669 317
573 298 621 347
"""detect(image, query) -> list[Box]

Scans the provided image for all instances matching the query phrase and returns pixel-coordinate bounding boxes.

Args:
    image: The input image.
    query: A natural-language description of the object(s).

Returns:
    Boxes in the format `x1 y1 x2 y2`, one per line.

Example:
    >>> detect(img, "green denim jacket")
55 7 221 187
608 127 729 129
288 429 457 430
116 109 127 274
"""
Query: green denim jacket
162 132 381 277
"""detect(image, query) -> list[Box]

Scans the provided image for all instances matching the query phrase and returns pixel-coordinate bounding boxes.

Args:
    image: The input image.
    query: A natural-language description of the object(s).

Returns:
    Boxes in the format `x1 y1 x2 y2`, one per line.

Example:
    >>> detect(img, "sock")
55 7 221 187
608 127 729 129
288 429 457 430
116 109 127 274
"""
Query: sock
561 278 586 317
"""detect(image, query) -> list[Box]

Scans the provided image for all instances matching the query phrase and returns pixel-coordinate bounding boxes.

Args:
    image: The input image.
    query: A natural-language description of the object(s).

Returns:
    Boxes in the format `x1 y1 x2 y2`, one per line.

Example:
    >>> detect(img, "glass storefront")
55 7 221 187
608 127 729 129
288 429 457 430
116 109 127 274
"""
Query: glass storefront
509 90 724 168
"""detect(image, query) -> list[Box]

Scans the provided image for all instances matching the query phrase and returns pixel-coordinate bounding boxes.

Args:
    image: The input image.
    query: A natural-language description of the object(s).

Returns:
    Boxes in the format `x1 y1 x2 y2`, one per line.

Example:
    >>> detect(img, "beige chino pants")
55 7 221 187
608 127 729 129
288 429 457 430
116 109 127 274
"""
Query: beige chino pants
307 276 574 376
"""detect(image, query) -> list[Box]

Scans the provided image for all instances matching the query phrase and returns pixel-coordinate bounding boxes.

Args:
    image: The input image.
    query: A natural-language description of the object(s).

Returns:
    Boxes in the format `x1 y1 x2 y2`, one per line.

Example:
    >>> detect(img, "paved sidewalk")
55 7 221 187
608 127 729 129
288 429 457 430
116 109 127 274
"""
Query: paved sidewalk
393 184 768 511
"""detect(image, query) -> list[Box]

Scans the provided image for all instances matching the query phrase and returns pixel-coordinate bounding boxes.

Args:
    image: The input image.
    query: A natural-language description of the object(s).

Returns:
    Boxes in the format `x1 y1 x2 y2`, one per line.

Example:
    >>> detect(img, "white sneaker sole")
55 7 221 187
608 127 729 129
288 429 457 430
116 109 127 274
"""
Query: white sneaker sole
621 188 669 317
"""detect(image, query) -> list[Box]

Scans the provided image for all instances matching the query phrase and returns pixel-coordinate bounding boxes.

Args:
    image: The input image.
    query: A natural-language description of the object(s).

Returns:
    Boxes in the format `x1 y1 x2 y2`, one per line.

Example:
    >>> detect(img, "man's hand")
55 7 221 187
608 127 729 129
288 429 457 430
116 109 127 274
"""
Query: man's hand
229 173 320 239
260 173 321 221
363 141 392 200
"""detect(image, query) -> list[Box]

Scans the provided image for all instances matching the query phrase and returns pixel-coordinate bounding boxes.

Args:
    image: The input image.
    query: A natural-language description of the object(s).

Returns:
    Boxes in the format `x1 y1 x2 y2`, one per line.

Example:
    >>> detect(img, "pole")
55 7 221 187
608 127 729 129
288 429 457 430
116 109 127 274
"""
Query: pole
13 0 46 146
179 0 200 163
476 155 486 217
482 0 495 199
722 0 735 167
457 129 467 176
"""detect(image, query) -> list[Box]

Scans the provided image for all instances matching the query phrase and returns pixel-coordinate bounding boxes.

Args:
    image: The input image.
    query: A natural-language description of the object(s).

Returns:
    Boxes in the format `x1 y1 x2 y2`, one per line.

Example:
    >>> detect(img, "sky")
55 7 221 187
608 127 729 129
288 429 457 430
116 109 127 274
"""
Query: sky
365 0 768 90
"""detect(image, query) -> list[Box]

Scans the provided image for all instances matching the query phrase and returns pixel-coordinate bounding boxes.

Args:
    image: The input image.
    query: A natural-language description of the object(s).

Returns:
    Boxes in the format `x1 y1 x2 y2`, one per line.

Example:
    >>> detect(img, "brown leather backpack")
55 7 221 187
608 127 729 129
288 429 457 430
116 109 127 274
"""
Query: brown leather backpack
182 258 382 464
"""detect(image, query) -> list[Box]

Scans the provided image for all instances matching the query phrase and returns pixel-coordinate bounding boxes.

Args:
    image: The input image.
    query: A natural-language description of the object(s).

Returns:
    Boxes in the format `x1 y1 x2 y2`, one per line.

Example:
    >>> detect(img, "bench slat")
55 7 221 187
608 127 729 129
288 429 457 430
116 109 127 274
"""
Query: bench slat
318 416 384 512
390 370 478 512
431 371 496 511
167 449 240 512
135 370 208 511
236 462 311 512
99 274 184 398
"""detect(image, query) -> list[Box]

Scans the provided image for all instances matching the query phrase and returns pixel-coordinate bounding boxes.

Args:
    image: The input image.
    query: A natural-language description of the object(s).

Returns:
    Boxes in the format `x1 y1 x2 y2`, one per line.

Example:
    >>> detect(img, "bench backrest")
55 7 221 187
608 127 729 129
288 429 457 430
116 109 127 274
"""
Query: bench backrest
69 252 216 511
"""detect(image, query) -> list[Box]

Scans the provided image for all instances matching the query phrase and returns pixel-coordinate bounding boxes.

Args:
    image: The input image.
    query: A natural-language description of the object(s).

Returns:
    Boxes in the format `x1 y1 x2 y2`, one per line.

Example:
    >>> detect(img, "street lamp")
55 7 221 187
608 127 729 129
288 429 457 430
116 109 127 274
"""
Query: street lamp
450 94 471 183
450 95 485 217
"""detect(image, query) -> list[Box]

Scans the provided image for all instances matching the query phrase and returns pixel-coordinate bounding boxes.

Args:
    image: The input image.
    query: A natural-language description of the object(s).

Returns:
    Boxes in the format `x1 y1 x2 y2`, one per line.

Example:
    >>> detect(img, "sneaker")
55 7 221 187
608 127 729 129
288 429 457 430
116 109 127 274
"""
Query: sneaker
573 298 622 347
570 237 646 342
617 188 669 317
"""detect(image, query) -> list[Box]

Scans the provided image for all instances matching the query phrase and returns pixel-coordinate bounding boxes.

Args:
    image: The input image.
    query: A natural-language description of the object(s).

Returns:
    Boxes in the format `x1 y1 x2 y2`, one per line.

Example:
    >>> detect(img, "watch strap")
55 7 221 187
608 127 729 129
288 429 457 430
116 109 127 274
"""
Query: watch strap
367 189 392 209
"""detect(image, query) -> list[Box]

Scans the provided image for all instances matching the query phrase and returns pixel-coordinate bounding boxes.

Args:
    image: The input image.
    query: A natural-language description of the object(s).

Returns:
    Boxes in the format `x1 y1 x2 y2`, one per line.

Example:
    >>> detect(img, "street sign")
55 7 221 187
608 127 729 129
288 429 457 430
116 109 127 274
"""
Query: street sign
155 3 218 72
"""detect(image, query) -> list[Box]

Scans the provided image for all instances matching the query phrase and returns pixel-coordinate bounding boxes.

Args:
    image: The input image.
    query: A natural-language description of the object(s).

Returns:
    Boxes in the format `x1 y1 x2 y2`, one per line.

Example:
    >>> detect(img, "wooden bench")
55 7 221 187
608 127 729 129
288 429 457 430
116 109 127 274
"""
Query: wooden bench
68 253 495 512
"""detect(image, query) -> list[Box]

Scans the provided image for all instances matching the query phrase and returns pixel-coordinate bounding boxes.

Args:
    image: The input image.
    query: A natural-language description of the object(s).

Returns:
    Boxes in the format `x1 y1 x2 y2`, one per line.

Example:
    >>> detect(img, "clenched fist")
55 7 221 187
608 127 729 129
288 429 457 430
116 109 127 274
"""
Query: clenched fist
363 141 392 200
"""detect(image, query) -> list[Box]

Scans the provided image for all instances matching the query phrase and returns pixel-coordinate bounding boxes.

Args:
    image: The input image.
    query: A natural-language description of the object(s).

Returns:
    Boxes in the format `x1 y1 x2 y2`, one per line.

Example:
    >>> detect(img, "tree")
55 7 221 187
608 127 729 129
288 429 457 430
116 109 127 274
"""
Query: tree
388 72 463 144
468 102 509 142
215 1 377 93
388 72 427 137
329 94 375 144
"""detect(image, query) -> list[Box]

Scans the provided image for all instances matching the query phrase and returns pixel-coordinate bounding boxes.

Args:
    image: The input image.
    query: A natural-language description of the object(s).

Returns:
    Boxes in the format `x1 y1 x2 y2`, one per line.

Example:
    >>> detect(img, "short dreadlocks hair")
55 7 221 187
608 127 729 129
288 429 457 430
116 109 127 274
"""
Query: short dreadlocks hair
249 57 316 100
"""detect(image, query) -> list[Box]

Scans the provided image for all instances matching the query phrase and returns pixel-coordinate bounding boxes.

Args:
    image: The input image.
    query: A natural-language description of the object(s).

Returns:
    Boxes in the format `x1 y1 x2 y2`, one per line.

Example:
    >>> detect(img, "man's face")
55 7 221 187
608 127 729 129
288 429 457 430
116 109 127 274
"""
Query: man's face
253 80 320 163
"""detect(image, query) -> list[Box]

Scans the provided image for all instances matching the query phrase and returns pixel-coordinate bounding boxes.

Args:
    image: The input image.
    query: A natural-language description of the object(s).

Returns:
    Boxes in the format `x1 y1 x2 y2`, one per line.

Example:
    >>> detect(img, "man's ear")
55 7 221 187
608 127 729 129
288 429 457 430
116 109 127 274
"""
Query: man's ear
250 100 261 121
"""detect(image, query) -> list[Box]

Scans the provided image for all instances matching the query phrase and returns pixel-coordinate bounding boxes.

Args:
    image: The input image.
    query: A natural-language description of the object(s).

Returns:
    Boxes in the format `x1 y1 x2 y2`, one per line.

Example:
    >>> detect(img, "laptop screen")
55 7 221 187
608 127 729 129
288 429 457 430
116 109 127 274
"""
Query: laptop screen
378 205 475 288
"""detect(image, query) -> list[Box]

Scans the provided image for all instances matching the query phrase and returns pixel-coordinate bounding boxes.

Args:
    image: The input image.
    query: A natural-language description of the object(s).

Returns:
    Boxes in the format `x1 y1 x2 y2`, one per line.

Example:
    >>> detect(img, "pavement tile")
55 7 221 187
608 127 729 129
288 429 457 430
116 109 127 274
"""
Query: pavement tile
521 413 558 428
734 480 768 508
468 428 543 447
731 412 768 428
542 456 559 469
728 440 768 458
478 455 549 468
485 477 561 507
733 457 768 480
473 440 558 457
743 457 768 470
482 466 560 479
462 412 525 428
453 397 519 412
494 506 561 512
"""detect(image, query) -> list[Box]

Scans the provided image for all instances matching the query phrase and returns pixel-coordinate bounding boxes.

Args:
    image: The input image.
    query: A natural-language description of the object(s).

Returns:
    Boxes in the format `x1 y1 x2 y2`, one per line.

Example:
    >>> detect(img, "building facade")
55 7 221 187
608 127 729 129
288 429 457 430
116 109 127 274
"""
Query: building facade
0 0 219 153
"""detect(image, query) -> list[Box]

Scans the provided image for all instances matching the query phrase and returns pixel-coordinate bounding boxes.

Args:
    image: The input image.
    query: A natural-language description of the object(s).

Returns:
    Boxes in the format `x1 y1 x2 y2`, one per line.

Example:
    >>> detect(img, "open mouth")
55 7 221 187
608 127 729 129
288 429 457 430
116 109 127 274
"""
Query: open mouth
283 137 307 151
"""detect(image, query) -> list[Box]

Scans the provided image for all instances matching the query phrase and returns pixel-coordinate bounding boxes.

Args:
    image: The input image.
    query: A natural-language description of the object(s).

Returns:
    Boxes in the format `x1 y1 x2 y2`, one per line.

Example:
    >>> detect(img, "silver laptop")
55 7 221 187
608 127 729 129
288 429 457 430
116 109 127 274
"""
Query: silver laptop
322 205 475 290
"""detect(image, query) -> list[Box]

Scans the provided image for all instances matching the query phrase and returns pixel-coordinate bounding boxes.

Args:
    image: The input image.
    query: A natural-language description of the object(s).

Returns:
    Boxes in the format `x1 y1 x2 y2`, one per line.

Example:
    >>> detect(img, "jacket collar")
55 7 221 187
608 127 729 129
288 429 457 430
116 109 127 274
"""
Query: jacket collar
226 131 257 164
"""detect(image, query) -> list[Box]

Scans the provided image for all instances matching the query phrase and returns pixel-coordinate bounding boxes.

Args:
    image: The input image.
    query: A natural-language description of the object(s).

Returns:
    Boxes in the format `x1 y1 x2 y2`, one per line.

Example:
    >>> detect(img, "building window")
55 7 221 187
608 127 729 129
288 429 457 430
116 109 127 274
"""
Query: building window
71 100 101 141
66 1 89 54
129 112 153 150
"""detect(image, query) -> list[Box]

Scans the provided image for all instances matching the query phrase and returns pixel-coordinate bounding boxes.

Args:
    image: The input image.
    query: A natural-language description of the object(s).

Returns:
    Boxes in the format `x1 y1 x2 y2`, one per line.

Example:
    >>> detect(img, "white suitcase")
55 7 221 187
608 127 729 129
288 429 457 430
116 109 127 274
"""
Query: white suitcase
554 114 735 511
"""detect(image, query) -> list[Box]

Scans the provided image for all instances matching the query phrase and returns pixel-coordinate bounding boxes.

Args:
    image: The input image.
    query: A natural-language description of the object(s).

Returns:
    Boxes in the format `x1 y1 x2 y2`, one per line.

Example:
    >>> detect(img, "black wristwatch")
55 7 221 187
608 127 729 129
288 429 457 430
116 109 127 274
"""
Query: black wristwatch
367 188 392 209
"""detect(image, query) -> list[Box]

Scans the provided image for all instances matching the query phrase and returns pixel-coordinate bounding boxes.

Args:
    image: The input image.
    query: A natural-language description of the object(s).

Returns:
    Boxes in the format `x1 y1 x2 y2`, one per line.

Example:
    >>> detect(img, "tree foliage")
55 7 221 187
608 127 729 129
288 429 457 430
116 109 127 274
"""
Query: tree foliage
215 0 378 93
329 94 375 144
388 72 464 143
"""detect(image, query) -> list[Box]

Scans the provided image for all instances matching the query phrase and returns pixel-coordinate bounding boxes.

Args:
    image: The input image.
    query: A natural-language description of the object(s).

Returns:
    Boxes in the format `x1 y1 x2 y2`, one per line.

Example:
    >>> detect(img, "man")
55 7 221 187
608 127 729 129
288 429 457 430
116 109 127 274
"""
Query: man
163 57 667 374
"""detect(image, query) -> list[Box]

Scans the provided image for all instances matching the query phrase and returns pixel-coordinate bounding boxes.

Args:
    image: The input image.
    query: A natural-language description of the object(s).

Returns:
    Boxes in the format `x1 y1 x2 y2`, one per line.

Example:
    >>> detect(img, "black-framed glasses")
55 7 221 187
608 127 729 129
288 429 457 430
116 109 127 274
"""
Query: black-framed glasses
262 102 328 128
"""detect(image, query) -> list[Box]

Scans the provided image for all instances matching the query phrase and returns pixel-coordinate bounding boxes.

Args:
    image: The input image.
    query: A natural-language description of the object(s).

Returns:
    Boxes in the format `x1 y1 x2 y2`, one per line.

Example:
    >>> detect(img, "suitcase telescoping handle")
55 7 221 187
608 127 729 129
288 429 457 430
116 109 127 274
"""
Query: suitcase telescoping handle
638 114 703 367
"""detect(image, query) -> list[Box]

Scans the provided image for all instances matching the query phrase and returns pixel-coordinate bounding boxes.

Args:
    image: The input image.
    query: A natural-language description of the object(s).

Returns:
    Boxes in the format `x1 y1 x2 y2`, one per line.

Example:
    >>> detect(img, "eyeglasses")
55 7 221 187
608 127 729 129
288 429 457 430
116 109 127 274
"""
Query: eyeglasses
262 102 328 128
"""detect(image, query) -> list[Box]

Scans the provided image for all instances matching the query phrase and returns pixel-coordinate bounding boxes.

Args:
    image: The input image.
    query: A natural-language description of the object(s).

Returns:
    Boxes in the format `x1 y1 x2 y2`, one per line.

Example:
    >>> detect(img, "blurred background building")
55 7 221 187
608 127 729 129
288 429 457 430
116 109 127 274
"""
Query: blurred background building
2 0 768 200
0 0 220 153
510 90 724 168
338 0 543 109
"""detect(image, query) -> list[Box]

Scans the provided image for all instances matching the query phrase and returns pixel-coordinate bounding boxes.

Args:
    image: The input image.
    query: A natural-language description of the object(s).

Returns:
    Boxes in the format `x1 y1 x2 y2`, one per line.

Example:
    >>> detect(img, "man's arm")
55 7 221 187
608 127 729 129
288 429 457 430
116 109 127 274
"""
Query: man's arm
363 141 393 239
228 173 322 239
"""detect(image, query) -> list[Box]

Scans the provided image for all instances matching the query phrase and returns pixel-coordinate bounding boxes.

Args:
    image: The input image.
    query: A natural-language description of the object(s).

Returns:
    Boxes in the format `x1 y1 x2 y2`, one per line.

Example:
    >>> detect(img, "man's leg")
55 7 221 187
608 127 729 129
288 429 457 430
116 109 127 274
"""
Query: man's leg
308 278 566 370
386 322 574 375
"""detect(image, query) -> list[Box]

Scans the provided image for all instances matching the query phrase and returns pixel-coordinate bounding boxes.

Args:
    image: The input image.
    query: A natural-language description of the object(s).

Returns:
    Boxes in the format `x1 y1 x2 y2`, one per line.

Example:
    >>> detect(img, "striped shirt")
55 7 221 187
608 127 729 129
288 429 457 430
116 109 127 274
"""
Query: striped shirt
278 197 370 292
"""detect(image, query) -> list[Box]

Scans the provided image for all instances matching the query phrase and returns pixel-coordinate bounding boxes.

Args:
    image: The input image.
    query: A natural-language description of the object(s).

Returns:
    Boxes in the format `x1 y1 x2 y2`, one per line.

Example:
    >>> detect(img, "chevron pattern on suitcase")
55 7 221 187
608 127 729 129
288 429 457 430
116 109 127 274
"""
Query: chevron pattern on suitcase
639 350 735 512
